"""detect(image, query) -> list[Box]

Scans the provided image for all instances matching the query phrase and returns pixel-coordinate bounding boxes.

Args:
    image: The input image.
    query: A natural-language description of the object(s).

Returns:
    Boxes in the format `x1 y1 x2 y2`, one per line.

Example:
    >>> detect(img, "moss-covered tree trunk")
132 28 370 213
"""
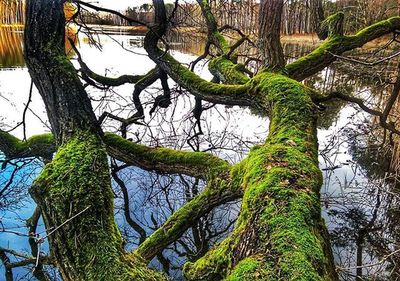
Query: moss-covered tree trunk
24 0 164 280
183 73 338 280
144 2 338 279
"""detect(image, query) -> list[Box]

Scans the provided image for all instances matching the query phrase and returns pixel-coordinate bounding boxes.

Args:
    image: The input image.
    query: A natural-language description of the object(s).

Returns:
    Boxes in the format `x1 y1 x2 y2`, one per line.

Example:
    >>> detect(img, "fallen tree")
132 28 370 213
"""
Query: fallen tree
1 0 400 280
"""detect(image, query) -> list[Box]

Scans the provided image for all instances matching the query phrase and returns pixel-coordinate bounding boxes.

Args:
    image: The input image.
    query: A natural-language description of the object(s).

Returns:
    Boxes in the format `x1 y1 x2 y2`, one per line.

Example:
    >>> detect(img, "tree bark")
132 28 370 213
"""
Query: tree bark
148 2 338 279
258 0 285 70
183 73 338 280
24 0 99 144
311 0 325 33
24 1 164 280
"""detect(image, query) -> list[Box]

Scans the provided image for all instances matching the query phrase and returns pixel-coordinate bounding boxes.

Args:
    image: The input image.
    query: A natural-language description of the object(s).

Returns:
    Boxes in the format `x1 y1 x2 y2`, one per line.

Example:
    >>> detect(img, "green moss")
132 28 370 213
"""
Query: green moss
213 32 230 53
135 176 241 262
147 47 252 103
209 57 250 85
286 16 400 81
183 71 336 280
226 256 274 281
183 238 232 281
0 131 23 156
104 132 231 179
318 12 344 39
284 35 343 80
353 16 400 41
0 131 55 159
25 133 54 146
31 130 165 280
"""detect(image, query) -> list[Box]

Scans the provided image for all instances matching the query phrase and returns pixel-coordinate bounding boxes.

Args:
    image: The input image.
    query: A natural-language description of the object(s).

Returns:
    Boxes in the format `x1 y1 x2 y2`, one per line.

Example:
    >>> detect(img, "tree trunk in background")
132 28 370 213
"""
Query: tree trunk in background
24 0 99 143
258 0 285 70
311 0 325 33
398 0 400 15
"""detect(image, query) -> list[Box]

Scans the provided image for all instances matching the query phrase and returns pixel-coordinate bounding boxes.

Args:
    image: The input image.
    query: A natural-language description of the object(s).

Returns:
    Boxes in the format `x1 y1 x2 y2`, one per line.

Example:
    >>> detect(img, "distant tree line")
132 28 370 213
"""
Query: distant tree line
332 0 400 33
79 3 155 26
20 0 400 34
175 0 400 35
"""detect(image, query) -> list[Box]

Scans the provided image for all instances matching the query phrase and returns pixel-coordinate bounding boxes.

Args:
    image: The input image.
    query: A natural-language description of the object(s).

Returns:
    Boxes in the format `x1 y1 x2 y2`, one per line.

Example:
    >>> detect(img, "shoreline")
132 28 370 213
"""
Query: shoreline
84 25 391 48
0 24 392 49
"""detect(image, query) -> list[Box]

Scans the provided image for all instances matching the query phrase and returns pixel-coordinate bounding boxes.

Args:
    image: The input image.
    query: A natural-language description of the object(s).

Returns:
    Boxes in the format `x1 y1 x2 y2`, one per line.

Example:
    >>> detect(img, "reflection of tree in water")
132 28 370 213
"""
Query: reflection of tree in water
0 26 77 68
319 56 400 280
111 166 239 279
0 27 24 68
99 90 260 279
0 0 24 25
0 0 26 67
104 39 400 279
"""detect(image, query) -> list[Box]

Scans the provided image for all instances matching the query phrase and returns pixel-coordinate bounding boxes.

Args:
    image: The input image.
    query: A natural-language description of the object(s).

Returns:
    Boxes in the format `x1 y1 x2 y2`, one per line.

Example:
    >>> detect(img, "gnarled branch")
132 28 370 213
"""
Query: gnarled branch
0 130 232 180
286 15 400 81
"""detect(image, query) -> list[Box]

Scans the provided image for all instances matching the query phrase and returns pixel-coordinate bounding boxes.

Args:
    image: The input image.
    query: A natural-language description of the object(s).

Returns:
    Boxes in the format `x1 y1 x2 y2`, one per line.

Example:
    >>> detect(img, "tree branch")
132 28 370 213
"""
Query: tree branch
70 39 146 87
144 0 253 106
0 131 54 160
286 15 400 81
73 0 148 27
196 0 251 85
104 133 231 180
111 167 147 244
315 90 400 135
0 131 231 179
0 250 13 281
134 178 242 262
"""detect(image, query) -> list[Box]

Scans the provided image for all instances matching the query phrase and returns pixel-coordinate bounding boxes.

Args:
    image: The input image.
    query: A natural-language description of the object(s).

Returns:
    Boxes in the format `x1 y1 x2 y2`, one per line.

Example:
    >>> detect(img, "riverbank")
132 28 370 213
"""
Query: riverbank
89 24 390 49
1 23 393 50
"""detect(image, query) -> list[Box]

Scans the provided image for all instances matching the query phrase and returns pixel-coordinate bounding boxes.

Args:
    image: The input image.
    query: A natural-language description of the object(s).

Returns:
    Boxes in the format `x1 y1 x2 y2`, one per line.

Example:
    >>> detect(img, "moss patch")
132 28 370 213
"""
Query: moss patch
31 130 165 280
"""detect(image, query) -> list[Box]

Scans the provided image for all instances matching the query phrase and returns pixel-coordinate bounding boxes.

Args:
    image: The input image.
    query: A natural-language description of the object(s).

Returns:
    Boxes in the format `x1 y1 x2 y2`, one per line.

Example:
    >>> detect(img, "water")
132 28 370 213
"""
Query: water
0 27 399 280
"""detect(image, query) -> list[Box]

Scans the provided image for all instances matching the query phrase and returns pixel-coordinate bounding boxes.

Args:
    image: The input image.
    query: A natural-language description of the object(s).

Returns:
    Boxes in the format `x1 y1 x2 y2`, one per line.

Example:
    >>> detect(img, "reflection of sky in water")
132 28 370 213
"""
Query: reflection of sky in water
0 30 397 280
0 159 48 279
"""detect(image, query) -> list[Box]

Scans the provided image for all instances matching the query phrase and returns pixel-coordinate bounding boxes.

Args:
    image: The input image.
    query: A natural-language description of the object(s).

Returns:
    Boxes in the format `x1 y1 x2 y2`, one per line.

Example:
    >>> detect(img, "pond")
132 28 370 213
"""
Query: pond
0 26 399 280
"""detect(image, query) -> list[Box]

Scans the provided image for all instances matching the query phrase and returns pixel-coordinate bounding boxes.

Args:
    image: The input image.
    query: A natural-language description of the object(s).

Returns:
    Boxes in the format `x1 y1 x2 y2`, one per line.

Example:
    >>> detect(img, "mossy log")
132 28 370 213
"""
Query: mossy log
183 73 337 280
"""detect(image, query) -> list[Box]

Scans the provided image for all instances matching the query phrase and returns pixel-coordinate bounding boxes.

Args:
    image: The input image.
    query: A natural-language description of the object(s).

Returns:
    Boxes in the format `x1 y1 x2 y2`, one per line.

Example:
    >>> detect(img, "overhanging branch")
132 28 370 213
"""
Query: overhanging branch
144 0 253 106
286 15 400 81
70 40 146 87
0 131 232 180
104 133 231 180
0 131 54 160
